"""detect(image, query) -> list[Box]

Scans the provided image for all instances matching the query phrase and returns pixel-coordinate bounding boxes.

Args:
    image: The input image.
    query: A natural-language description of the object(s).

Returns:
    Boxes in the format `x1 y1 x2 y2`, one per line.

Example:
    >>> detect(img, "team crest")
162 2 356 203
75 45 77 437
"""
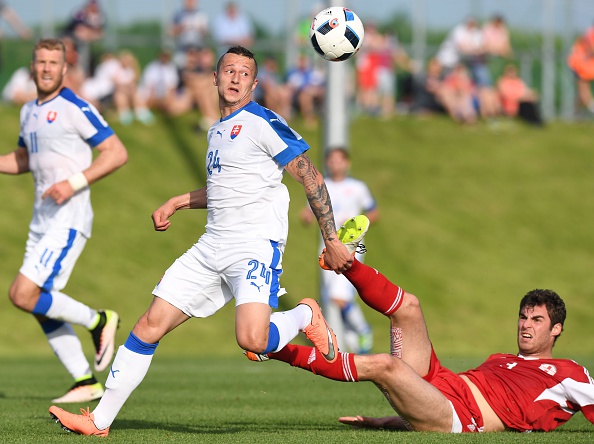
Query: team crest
539 363 557 376
46 111 58 123
230 125 242 140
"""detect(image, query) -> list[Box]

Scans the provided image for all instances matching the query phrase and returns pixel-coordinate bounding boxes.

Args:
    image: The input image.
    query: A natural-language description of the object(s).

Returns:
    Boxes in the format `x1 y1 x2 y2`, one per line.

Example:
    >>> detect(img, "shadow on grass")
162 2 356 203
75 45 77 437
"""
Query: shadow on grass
161 114 206 185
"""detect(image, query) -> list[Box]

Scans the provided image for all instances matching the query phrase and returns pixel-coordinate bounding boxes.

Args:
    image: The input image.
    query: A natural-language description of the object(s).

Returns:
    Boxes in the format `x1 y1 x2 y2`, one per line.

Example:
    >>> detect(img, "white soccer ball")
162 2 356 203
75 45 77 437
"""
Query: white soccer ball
309 6 365 62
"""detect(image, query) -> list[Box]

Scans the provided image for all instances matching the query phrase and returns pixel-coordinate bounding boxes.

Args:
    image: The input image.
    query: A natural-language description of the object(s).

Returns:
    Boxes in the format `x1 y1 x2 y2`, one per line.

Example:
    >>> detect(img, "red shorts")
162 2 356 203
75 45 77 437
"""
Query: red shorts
423 348 485 433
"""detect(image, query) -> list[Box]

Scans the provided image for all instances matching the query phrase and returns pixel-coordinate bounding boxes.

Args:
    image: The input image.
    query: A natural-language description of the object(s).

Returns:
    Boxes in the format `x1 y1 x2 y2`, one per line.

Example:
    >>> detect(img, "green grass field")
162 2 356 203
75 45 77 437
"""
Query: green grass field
1 104 593 441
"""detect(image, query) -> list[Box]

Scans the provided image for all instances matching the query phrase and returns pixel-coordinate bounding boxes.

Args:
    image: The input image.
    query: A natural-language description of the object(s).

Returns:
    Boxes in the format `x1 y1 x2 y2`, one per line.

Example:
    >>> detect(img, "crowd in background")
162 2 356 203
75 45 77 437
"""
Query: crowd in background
1 0 593 129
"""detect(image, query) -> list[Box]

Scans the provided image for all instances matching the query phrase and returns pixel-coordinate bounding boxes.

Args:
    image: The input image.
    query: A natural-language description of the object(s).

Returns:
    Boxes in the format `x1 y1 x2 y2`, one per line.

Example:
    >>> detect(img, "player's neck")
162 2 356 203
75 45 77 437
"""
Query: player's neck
37 87 62 105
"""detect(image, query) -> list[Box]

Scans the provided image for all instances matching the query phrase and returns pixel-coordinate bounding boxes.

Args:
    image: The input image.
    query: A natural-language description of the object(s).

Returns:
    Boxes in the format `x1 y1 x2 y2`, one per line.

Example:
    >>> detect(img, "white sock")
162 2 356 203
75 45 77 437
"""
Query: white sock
269 304 312 352
92 345 154 430
46 322 92 379
45 291 97 329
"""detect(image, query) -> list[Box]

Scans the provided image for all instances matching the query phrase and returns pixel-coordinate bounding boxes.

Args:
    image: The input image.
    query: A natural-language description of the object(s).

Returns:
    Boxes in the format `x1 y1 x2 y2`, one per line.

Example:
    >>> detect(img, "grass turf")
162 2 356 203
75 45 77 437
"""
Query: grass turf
1 357 594 443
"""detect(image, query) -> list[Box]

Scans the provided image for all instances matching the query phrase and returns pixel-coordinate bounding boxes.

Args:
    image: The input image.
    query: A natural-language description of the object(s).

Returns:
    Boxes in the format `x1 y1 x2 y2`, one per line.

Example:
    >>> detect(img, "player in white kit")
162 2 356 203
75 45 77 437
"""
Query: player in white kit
0 39 128 402
49 45 353 436
301 148 378 354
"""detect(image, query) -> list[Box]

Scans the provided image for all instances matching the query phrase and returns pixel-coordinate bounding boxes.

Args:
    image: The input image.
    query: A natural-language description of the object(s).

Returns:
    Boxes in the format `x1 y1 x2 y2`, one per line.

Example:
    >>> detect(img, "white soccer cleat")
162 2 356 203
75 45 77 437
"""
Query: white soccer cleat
52 377 104 403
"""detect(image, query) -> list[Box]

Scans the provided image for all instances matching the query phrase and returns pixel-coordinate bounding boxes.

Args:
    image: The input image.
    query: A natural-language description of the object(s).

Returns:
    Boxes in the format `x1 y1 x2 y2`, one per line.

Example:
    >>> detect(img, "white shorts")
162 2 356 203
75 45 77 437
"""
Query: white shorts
153 235 284 318
320 251 364 304
19 228 87 292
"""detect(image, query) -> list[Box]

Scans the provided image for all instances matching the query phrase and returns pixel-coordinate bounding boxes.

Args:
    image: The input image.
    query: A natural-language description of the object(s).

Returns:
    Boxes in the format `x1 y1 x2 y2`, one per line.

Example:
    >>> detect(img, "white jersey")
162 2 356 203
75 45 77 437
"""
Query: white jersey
205 101 309 245
18 87 114 237
325 176 376 228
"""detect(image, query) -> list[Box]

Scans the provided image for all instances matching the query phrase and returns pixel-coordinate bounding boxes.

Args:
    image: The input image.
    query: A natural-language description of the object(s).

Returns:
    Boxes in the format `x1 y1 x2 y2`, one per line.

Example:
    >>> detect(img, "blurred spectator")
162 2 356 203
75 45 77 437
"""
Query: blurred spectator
80 52 120 111
212 2 254 56
439 63 478 124
411 58 447 116
169 0 209 68
0 1 32 40
483 14 513 58
178 46 219 128
483 14 513 81
437 17 491 87
63 0 106 43
113 50 154 125
567 24 594 115
497 63 543 126
61 36 86 95
356 24 410 118
1 66 35 104
286 53 325 128
256 54 293 120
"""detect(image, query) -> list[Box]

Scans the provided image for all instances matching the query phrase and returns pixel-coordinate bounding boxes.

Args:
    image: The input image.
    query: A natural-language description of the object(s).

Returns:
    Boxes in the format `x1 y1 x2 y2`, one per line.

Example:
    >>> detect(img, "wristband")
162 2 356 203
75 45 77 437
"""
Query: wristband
67 172 89 192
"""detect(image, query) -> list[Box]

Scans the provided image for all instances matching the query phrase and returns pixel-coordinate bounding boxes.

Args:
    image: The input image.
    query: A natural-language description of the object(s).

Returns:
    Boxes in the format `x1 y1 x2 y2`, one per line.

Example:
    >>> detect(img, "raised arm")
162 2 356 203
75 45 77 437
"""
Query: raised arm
0 146 29 174
285 153 352 272
152 187 207 231
41 134 128 205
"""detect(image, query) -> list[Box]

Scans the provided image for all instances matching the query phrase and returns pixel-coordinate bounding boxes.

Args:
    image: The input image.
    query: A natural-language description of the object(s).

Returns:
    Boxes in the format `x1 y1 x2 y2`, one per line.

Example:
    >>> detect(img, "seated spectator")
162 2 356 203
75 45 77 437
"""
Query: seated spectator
212 2 254 56
80 51 121 110
138 50 182 115
483 14 513 59
411 58 447 116
286 54 325 127
113 50 154 125
497 63 542 126
440 63 478 124
256 55 293 120
1 66 36 105
567 25 594 115
177 46 219 128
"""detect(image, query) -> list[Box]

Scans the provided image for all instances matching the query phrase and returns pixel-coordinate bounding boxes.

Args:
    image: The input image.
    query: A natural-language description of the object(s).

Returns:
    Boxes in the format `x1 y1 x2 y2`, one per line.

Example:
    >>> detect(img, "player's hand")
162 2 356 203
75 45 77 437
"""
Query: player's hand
151 201 176 231
338 415 401 429
41 180 75 205
322 238 353 273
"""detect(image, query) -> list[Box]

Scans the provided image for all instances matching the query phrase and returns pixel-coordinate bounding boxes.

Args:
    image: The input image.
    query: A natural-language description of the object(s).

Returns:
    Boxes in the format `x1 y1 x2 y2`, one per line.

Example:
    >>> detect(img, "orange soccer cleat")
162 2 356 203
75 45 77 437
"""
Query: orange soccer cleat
299 298 338 363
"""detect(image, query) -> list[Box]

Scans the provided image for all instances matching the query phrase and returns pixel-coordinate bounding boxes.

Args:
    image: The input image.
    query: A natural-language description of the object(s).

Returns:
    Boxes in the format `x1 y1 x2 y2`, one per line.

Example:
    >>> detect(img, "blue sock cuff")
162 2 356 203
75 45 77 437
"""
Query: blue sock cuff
124 331 159 355
263 322 280 354
38 318 65 334
32 291 53 315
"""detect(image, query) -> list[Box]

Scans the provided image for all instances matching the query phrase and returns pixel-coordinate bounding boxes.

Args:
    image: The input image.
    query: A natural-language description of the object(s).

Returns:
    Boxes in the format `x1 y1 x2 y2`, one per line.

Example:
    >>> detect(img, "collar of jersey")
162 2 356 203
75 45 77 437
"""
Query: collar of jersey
220 101 257 122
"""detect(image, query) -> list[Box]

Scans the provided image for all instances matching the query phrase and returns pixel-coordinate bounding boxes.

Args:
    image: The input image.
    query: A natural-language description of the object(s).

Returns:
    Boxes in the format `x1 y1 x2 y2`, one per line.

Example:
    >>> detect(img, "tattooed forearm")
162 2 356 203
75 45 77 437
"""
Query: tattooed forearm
290 154 338 242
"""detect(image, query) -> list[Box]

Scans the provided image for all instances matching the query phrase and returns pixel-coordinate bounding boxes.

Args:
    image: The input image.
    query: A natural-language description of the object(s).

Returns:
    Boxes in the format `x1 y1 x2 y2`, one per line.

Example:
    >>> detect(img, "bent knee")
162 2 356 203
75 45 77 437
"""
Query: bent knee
236 332 268 354
8 284 37 312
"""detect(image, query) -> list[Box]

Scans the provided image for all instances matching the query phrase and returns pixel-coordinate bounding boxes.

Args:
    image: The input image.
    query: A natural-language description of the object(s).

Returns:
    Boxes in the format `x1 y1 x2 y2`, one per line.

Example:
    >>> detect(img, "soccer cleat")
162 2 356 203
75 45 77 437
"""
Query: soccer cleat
51 376 104 403
244 350 270 362
319 215 370 270
49 406 109 437
299 298 338 363
91 309 120 372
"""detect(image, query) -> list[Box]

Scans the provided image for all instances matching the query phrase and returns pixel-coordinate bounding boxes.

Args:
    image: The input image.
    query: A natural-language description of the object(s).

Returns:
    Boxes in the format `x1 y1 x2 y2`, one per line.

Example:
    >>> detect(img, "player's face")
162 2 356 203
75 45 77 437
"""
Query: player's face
214 53 257 111
31 48 67 101
517 304 561 358
326 151 350 180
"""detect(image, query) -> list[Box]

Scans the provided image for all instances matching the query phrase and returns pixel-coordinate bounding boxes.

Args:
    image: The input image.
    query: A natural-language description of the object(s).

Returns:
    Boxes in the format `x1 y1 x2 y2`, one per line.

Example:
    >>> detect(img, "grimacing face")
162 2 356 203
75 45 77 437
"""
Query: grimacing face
517 304 561 357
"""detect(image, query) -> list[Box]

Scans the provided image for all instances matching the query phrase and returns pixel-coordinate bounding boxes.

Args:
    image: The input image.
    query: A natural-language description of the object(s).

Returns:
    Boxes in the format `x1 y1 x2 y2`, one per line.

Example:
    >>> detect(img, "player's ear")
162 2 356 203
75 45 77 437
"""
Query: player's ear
551 323 562 338
213 72 218 86
251 78 258 92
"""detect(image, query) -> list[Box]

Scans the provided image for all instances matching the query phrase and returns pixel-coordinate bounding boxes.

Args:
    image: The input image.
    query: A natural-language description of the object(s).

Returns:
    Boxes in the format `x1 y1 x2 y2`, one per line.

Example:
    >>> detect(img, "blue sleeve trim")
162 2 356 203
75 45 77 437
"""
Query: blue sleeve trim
18 136 25 148
59 88 114 148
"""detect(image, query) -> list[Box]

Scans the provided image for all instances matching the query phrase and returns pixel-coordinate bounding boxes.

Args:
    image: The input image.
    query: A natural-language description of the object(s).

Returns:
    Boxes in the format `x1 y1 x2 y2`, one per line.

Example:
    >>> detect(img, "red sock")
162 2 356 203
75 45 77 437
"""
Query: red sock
269 344 358 382
344 259 404 316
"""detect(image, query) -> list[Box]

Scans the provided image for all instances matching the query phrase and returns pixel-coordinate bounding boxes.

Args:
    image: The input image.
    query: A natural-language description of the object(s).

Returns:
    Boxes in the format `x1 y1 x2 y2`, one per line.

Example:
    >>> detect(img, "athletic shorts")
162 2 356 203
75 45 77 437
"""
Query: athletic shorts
423 348 485 433
153 235 284 318
19 228 87 292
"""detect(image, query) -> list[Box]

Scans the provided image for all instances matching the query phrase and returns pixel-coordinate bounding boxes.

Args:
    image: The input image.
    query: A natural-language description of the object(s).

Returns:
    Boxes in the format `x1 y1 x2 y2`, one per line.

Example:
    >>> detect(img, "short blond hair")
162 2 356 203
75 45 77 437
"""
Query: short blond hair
32 38 66 61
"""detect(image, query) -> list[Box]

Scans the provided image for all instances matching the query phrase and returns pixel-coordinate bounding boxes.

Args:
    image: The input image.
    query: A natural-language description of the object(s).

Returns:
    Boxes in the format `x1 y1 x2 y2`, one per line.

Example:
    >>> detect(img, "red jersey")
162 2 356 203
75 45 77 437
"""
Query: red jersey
460 354 594 432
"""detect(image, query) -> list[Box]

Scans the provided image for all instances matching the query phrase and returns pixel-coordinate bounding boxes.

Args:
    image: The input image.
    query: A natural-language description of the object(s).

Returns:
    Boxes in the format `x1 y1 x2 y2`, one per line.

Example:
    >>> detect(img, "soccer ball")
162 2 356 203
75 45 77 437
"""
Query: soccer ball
309 7 365 62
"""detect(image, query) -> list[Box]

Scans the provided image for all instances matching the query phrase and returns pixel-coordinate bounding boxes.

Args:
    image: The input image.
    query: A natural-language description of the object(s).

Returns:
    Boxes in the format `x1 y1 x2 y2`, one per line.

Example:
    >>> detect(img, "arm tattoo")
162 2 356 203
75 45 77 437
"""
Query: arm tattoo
294 154 337 241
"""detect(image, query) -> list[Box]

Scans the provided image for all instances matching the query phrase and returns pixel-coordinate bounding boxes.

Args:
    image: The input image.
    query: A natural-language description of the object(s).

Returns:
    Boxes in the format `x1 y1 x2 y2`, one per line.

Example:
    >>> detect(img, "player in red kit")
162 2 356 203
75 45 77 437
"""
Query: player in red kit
247 216 594 433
